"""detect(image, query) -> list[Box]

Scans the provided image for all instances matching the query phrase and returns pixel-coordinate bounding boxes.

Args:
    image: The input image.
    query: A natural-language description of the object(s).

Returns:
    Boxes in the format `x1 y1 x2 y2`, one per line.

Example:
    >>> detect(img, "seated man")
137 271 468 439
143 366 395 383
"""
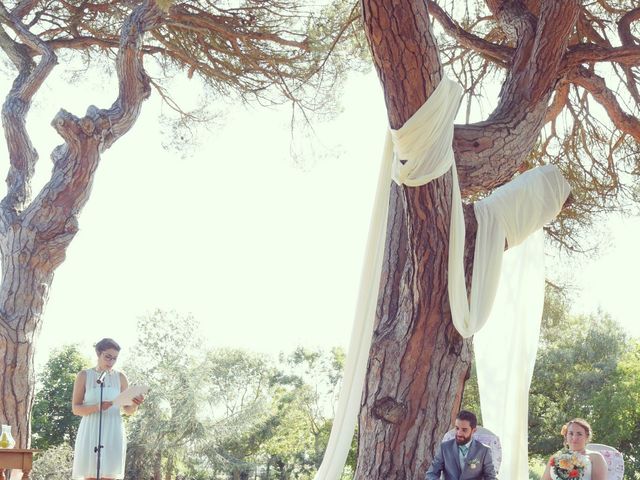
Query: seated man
425 410 497 480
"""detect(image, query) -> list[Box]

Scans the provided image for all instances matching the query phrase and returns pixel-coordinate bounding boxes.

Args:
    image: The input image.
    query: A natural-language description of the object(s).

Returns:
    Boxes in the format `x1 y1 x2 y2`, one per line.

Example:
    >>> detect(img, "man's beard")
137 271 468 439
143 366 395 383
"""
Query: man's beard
455 434 472 445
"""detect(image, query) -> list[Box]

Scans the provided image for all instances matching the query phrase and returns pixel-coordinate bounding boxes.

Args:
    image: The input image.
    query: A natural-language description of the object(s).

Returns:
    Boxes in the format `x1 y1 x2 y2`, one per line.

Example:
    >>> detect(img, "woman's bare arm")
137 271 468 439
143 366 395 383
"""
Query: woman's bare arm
541 459 552 480
590 452 608 480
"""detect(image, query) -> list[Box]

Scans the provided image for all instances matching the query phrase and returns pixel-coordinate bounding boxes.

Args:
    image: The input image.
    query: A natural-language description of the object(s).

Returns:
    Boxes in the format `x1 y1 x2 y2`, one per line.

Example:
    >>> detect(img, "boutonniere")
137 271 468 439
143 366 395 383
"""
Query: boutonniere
467 458 480 469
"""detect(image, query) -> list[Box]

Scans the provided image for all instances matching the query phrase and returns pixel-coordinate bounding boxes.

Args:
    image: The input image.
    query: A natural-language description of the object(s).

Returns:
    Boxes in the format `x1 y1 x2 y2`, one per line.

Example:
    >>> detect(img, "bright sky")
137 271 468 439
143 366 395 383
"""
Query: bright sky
28 69 387 367
568 215 640 334
5 62 636 370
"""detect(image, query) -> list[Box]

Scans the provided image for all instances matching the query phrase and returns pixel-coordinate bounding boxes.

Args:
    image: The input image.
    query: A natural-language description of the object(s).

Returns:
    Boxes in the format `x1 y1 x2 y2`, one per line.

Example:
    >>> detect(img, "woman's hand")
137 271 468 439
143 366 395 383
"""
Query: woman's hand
540 458 552 480
120 372 145 414
100 401 113 411
122 394 144 415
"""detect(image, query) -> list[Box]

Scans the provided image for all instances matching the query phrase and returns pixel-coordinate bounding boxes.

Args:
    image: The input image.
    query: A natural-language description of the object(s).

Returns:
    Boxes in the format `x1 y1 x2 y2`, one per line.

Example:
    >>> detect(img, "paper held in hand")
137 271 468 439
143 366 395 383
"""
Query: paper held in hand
112 384 149 407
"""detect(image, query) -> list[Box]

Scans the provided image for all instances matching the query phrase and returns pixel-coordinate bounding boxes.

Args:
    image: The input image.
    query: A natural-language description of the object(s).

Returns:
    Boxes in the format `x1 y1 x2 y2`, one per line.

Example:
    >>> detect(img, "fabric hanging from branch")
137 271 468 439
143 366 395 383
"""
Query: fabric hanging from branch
314 77 570 480
473 164 571 478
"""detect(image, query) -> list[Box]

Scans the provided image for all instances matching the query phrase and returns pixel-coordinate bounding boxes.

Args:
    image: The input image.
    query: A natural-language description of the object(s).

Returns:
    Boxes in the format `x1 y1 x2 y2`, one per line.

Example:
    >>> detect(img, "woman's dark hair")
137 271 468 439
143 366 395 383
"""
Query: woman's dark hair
94 338 121 355
456 410 478 429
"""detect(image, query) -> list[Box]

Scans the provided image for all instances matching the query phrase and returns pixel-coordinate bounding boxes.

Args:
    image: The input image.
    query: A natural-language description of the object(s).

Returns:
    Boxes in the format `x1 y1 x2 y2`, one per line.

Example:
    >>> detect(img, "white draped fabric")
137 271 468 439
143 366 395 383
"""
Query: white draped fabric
474 230 545 480
312 133 395 480
313 77 570 480
390 79 484 338
473 164 570 479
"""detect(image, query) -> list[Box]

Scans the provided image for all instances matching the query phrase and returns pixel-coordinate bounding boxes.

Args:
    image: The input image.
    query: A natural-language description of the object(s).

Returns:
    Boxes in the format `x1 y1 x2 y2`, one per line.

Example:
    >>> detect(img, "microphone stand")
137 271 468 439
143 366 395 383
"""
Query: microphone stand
94 371 108 480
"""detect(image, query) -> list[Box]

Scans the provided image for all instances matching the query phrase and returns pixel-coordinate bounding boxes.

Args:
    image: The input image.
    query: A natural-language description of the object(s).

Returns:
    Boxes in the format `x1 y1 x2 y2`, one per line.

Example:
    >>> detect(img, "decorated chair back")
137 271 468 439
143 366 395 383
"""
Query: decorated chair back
442 426 502 474
586 443 624 480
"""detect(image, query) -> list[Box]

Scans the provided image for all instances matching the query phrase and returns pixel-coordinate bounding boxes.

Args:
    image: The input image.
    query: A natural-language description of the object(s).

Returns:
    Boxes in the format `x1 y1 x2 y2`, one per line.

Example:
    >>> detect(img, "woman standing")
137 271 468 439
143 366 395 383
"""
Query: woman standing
541 418 607 480
71 338 144 480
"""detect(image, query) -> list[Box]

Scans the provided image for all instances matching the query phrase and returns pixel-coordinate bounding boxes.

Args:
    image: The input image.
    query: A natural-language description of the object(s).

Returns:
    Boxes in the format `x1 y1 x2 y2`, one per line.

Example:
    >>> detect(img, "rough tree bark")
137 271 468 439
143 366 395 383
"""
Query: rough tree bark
0 0 162 448
356 1 581 478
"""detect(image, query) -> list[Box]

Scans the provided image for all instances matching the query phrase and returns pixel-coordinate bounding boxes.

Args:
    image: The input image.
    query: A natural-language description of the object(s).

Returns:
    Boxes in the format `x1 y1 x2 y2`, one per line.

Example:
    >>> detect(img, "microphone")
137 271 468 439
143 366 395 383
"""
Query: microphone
96 371 108 385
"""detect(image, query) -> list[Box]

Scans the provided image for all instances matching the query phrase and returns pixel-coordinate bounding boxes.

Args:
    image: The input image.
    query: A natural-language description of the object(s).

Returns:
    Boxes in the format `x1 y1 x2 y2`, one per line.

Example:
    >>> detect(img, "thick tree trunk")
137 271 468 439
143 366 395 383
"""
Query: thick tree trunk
355 1 472 478
357 0 580 479
0 0 162 447
356 180 472 479
0 225 69 447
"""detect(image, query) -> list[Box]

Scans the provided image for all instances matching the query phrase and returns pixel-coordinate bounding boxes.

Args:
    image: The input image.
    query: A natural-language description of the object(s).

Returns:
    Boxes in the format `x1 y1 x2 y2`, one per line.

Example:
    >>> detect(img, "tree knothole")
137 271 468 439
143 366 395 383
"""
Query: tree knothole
372 396 407 424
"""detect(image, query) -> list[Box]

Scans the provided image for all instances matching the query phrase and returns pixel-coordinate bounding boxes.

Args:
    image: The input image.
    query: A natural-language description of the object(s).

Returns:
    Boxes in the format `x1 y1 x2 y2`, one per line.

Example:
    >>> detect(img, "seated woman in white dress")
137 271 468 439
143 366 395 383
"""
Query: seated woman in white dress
541 418 608 480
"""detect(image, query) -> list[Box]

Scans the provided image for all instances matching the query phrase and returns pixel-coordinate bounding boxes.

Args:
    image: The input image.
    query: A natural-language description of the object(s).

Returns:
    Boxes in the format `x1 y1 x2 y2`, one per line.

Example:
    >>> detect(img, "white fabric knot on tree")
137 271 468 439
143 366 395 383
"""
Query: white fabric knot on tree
471 164 571 338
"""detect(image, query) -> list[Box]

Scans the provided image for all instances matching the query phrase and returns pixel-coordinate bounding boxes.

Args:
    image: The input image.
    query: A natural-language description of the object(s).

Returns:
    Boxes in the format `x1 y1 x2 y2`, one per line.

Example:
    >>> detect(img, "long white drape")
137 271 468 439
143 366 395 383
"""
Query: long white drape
312 133 395 480
473 164 571 479
314 77 570 480
314 78 465 480
475 230 545 480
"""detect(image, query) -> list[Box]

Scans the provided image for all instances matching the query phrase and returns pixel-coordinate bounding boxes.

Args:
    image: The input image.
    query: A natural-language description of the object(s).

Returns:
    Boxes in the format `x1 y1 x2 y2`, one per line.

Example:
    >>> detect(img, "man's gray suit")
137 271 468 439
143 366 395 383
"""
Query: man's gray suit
425 438 497 480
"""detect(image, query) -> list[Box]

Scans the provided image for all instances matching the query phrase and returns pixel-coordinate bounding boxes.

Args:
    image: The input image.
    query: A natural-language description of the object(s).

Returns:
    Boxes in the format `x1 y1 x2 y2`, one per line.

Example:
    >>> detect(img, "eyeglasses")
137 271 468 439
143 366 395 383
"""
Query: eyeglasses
102 353 118 362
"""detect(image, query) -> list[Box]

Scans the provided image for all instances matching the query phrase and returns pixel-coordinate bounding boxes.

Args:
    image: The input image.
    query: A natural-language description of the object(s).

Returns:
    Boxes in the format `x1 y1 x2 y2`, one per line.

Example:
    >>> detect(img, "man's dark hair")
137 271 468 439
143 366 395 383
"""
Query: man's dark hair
456 410 478 428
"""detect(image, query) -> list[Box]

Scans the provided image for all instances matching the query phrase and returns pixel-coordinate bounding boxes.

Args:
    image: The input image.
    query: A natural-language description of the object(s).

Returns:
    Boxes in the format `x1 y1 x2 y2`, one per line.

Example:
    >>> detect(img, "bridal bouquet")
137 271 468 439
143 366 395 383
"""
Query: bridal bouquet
549 450 588 479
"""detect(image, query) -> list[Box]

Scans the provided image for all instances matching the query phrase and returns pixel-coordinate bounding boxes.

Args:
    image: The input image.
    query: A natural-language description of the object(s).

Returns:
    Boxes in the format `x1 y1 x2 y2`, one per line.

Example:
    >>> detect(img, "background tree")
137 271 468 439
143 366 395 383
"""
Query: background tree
124 310 211 480
0 0 361 447
31 344 89 449
124 311 276 480
260 347 347 479
357 1 640 478
528 308 640 478
529 311 628 456
122 311 355 480
591 341 640 477
200 348 276 480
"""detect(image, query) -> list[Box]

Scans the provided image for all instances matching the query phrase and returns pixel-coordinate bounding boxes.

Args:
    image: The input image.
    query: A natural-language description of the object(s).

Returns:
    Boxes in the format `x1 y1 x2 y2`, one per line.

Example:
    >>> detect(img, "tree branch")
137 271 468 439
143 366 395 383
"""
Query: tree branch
490 0 537 42
576 6 610 47
484 0 506 16
618 7 640 47
170 3 309 51
617 6 640 104
567 66 640 142
454 0 581 194
21 0 164 238
0 3 57 223
565 44 640 68
426 1 512 66
544 81 570 124
11 0 38 20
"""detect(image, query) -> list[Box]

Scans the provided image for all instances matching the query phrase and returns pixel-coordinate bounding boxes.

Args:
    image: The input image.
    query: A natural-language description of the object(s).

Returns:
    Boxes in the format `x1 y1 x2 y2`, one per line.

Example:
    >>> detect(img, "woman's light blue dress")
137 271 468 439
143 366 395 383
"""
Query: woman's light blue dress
72 369 126 479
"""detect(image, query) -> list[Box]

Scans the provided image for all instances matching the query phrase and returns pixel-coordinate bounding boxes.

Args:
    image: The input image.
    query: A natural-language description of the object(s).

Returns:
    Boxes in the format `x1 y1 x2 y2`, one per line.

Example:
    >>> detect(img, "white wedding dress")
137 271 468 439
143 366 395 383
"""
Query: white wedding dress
583 454 593 480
